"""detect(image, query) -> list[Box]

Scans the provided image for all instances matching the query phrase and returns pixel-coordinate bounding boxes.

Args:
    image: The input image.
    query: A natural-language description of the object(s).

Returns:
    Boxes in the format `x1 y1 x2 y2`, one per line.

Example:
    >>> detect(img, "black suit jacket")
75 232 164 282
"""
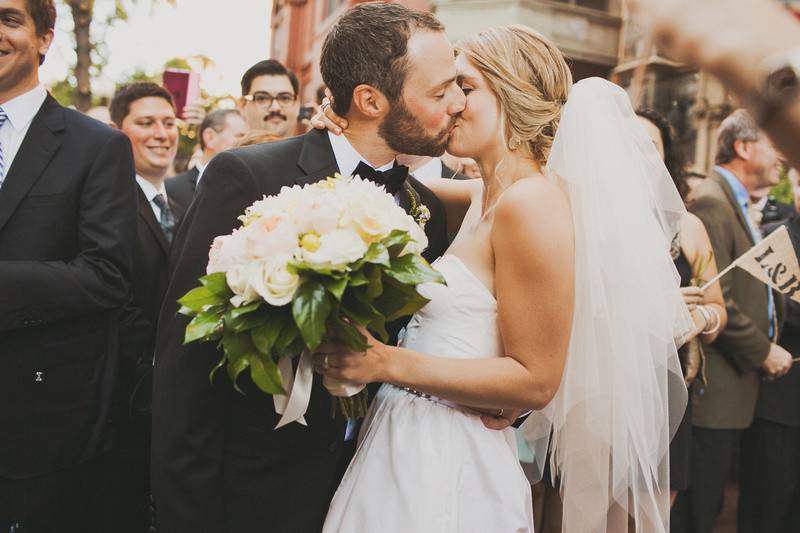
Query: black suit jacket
152 129 448 533
756 215 800 427
165 166 199 210
0 94 136 479
119 188 188 405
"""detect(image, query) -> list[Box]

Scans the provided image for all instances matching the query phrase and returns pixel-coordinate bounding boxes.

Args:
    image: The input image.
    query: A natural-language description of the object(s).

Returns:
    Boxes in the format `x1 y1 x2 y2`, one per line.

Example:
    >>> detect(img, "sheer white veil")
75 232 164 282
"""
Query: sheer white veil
519 77 693 532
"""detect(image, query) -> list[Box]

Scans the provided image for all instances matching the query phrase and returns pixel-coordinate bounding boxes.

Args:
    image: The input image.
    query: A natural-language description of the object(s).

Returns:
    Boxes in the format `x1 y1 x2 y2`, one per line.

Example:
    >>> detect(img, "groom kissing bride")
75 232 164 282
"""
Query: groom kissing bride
152 3 691 533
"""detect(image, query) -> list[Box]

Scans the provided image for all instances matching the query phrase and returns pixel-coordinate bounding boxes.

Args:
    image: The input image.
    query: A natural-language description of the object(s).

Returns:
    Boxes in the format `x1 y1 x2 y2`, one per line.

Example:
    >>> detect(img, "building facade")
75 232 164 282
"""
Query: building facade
271 0 799 174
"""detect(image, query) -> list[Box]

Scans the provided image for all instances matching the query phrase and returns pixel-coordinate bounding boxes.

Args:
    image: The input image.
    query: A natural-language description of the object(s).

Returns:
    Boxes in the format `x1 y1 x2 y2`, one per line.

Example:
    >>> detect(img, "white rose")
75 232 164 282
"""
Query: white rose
300 229 368 271
345 199 397 243
399 214 429 256
249 256 300 306
226 264 260 307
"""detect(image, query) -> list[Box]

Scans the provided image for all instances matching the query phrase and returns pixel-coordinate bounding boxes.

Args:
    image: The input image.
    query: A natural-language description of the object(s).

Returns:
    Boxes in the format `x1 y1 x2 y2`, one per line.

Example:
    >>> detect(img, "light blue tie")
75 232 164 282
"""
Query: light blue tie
0 107 7 187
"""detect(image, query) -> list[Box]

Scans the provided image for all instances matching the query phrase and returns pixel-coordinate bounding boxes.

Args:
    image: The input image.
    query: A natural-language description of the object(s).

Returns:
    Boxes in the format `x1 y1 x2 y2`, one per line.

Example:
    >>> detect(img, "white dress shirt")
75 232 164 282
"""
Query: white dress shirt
327 131 395 177
195 161 208 184
411 157 443 184
0 85 48 179
136 175 169 220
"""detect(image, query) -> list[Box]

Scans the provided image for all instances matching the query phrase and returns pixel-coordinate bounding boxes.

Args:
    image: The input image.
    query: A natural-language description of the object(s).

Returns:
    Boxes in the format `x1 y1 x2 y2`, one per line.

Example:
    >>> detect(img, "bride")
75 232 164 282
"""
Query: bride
317 25 692 533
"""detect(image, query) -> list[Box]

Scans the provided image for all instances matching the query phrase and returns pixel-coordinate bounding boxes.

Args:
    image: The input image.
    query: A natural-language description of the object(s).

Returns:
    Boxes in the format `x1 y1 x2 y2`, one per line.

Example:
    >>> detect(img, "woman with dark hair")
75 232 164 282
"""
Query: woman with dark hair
637 109 728 501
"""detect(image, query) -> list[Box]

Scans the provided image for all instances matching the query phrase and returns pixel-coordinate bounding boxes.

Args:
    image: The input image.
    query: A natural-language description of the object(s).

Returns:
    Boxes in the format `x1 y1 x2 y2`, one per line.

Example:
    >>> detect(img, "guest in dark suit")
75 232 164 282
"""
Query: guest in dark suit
0 1 137 531
151 4 462 532
106 82 189 533
672 109 791 533
166 108 248 207
738 166 800 533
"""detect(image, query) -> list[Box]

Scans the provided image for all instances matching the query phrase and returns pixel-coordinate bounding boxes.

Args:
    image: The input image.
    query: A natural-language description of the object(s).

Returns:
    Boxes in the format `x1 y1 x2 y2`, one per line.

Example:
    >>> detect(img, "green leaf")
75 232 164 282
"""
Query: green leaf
222 332 257 393
251 312 287 355
373 277 431 322
385 254 446 286
249 353 286 395
227 353 251 394
184 310 223 343
323 275 349 301
275 323 300 356
330 313 368 352
384 289 430 322
362 242 390 267
177 285 224 313
382 230 412 257
289 261 342 277
229 301 261 320
292 281 332 352
200 272 233 298
208 355 226 383
345 291 388 343
224 302 268 333
348 270 369 287
365 265 383 299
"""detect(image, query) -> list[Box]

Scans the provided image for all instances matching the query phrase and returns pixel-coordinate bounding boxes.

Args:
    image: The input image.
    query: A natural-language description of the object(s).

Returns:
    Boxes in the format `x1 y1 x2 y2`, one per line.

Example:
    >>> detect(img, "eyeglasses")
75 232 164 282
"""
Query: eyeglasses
243 91 297 107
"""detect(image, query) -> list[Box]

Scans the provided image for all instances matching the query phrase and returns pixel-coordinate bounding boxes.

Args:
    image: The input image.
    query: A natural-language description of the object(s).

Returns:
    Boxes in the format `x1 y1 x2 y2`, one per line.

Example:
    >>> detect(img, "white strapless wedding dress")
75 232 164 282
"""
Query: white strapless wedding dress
322 255 534 533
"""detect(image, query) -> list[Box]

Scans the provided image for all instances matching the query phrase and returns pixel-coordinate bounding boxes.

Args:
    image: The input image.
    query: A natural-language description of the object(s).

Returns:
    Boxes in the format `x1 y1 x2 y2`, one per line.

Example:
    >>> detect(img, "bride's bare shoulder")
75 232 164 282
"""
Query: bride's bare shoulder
495 176 570 223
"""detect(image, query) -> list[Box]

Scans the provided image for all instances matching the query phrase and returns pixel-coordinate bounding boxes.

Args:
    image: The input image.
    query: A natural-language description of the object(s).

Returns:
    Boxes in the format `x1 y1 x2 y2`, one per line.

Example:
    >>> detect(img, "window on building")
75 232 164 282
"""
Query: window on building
552 0 609 11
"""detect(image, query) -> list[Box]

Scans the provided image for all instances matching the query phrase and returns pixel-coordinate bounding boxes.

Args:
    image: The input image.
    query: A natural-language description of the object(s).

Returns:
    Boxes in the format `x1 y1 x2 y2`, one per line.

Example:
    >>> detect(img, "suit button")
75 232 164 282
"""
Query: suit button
328 441 339 452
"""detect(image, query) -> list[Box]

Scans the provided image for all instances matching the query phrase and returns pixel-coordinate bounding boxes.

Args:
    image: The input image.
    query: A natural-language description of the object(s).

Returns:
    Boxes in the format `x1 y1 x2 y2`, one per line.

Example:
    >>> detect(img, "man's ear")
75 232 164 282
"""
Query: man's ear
38 29 54 59
350 84 390 119
202 128 216 150
733 138 752 161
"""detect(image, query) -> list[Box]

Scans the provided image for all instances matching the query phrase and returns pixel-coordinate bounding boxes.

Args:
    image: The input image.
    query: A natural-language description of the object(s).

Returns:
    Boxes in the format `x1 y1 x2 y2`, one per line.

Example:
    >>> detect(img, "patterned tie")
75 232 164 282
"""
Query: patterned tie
0 107 8 187
152 193 177 244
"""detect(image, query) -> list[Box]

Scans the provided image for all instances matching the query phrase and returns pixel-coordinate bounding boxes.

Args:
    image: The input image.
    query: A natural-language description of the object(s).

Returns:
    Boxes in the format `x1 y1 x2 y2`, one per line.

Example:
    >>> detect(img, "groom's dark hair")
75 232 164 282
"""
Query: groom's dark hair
320 2 444 116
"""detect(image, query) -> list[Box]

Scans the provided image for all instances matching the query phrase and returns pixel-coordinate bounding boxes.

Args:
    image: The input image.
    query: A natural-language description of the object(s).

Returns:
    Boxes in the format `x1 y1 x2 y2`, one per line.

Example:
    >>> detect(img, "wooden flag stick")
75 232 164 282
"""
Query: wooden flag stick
700 259 741 292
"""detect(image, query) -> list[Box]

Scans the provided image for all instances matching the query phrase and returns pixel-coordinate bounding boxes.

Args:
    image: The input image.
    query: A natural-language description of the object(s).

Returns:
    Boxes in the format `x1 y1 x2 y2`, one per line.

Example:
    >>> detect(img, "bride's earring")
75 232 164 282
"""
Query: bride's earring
509 137 521 151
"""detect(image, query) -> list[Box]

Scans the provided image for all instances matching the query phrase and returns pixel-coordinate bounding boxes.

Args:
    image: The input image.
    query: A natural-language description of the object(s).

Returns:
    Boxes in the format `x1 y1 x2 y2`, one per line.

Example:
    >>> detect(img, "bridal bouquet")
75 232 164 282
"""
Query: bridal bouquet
178 174 444 425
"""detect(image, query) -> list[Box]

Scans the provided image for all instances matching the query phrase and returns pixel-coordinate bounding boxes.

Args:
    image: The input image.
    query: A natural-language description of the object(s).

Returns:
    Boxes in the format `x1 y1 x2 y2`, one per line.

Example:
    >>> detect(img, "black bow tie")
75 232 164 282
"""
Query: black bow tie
354 161 409 196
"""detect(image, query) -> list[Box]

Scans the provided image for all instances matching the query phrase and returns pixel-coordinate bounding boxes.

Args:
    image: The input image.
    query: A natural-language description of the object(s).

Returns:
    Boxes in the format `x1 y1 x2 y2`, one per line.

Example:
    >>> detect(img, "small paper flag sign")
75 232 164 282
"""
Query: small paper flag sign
702 226 800 303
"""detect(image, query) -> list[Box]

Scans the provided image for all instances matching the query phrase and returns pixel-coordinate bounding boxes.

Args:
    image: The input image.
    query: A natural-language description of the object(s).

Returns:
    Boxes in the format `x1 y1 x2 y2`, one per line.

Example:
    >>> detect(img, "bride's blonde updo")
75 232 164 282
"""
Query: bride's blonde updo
457 25 572 166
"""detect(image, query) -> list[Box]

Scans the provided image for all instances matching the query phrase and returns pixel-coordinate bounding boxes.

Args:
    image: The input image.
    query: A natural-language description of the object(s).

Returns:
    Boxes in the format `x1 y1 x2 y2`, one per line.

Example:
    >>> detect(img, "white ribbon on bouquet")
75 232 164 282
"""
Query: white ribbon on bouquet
272 350 365 429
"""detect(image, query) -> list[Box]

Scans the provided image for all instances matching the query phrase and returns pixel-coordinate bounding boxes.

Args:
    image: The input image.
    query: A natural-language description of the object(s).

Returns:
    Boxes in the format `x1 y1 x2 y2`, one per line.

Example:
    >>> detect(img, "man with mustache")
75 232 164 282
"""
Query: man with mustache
151 3 463 532
239 59 301 139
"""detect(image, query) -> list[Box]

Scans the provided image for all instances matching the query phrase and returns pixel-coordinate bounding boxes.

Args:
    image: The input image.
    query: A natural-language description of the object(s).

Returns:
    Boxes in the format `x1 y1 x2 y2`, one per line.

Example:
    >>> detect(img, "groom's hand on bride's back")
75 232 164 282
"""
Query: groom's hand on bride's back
476 408 527 430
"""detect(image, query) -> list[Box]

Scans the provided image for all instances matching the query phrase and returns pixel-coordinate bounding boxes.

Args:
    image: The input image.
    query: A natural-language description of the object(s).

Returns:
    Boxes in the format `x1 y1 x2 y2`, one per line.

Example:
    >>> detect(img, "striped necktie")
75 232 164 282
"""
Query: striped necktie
152 193 177 244
0 107 7 187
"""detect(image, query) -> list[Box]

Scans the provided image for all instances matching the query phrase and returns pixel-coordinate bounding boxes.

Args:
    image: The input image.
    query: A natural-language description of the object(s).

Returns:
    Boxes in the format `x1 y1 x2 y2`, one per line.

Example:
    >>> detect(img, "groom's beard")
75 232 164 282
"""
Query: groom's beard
379 99 455 157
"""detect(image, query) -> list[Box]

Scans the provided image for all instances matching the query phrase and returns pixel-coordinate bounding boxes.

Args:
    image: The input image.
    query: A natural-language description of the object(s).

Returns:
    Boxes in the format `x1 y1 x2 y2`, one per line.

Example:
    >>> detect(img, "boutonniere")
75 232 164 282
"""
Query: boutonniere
405 186 431 230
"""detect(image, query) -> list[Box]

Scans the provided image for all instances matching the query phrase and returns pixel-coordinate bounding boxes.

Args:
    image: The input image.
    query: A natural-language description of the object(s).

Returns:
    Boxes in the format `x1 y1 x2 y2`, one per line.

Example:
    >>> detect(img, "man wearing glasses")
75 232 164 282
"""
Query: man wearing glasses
239 59 301 139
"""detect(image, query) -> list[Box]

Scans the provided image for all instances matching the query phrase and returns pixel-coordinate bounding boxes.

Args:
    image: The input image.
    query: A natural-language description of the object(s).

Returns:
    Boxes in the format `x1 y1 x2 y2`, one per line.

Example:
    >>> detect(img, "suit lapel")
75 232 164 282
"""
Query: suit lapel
0 95 64 233
137 186 170 255
295 129 339 186
189 166 199 193
711 171 756 246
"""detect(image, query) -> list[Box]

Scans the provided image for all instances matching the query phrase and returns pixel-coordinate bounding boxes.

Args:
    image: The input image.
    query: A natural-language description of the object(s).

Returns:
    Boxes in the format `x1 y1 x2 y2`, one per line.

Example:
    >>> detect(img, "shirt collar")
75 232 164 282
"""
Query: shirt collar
715 165 750 208
412 157 442 183
195 161 207 183
136 175 167 203
327 130 394 177
0 85 47 132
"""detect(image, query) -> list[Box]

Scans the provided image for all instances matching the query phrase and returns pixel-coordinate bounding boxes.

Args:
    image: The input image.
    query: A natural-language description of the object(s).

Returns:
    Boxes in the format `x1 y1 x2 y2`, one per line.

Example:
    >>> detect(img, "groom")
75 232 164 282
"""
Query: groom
150 3 465 532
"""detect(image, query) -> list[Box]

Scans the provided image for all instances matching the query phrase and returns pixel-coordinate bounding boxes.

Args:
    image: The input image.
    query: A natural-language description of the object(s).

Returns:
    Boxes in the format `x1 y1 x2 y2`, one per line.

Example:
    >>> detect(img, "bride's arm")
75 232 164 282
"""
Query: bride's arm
321 178 575 410
423 177 481 235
